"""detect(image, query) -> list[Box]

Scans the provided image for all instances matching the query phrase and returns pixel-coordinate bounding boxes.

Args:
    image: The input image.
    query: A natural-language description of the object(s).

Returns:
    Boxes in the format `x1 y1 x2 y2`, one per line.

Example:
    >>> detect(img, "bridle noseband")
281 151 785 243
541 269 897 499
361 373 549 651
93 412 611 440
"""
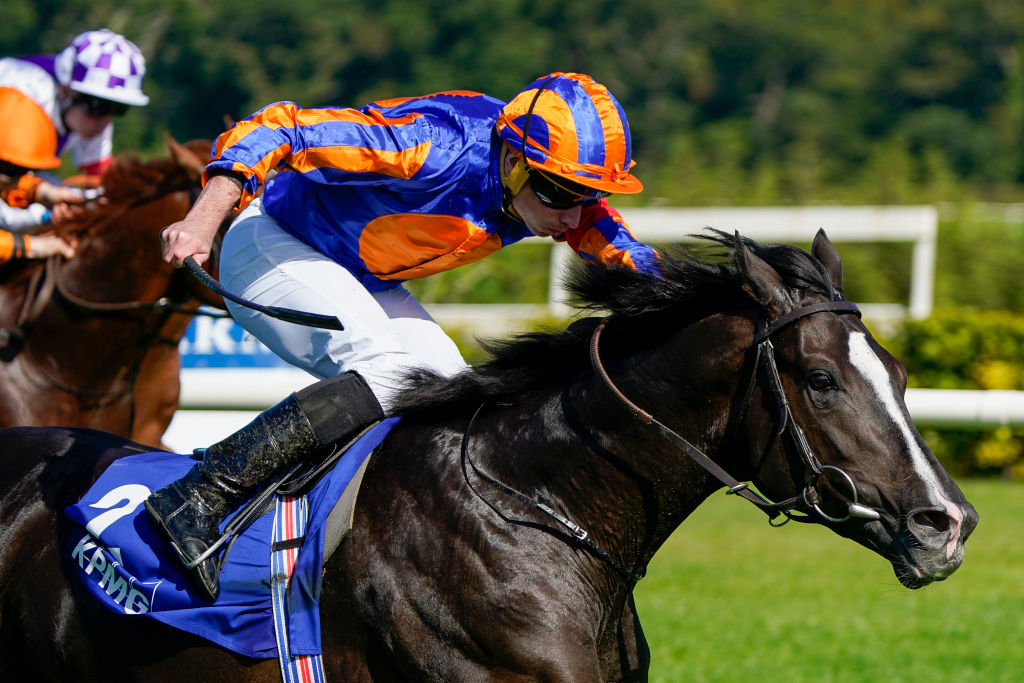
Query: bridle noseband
591 298 881 527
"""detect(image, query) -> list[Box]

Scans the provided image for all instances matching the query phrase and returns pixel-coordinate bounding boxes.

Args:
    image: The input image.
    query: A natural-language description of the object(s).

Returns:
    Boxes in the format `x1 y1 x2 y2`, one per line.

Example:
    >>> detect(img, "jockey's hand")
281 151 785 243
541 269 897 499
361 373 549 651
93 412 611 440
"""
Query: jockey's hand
48 202 93 225
27 233 77 260
160 218 219 268
160 173 243 268
34 181 91 207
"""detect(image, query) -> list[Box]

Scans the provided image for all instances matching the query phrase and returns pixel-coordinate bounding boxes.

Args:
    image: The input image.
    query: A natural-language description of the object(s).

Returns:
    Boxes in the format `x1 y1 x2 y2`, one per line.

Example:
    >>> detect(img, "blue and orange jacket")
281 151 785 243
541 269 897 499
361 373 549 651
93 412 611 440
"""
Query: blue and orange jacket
206 90 659 291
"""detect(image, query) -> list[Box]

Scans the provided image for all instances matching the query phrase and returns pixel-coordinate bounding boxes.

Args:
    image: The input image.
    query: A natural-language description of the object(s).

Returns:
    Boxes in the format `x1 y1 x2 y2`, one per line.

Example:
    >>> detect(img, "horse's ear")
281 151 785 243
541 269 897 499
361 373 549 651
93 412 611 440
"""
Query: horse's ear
733 231 793 318
165 132 206 181
223 114 236 130
811 228 844 299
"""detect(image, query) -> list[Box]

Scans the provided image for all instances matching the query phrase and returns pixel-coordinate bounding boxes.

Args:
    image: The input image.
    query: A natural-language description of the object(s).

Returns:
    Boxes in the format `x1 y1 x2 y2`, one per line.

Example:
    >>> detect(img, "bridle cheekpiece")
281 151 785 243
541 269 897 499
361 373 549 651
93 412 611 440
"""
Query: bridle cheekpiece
591 298 881 526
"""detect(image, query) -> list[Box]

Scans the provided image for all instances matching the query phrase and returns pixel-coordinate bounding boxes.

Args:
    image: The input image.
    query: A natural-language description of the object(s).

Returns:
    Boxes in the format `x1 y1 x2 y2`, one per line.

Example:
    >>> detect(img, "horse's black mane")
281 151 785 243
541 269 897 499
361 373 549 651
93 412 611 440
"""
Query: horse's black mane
392 231 834 416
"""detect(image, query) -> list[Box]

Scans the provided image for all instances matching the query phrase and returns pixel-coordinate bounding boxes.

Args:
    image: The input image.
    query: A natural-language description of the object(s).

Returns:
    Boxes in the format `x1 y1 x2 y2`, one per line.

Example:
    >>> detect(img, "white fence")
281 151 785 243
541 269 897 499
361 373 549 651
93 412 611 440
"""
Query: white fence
425 205 938 331
167 367 1024 453
168 204 1014 454
602 205 938 320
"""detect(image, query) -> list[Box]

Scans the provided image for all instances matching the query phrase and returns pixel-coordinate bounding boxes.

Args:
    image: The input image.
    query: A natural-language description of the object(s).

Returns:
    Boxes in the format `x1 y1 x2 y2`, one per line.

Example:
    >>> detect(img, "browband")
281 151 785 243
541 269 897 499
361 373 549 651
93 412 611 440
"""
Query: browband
756 301 861 343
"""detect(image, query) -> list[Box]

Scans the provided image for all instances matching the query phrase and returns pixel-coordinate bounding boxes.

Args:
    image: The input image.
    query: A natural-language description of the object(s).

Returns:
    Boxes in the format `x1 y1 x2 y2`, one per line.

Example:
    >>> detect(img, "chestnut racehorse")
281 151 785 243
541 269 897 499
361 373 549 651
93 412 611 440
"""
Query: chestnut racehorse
0 137 224 448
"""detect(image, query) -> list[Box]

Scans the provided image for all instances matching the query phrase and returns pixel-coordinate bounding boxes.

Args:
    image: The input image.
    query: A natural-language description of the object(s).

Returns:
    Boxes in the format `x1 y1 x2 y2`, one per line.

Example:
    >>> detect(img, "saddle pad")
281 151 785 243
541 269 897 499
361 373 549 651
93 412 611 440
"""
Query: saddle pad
63 417 400 658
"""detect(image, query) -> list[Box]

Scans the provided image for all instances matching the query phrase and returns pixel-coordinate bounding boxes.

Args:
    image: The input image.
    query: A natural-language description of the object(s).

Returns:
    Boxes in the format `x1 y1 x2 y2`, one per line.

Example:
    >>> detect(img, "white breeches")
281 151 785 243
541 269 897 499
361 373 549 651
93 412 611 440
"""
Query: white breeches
220 198 468 412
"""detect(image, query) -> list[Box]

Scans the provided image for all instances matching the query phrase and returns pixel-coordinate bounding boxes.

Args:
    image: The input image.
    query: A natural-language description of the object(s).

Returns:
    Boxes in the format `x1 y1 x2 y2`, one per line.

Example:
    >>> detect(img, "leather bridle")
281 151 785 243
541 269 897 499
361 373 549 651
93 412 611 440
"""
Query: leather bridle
591 298 881 526
460 297 881 585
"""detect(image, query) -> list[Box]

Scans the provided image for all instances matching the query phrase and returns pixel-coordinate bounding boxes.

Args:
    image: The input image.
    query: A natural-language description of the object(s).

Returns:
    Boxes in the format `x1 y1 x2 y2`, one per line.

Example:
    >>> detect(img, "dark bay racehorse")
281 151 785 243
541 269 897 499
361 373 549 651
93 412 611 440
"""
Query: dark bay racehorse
0 138 223 448
0 232 977 681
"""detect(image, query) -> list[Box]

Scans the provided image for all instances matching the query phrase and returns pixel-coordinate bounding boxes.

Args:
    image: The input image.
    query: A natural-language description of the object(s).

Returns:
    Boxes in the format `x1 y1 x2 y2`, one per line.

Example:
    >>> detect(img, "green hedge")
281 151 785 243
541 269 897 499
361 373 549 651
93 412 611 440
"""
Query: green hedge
445 308 1024 479
885 309 1024 391
878 308 1024 479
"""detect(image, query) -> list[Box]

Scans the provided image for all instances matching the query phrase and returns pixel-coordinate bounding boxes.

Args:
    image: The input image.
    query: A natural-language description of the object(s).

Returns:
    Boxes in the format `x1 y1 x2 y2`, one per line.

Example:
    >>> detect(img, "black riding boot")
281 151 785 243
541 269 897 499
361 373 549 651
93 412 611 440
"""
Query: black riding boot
144 371 384 601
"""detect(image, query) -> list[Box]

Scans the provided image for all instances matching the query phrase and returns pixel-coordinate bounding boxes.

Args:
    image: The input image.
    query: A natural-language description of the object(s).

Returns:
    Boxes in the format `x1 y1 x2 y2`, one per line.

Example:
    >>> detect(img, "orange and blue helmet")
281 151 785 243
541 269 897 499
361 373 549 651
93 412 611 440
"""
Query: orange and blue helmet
496 72 642 197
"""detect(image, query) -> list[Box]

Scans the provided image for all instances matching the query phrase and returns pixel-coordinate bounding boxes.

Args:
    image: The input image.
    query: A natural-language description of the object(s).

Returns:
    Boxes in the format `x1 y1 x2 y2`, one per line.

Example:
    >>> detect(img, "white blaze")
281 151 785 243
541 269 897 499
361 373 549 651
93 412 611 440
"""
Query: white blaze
847 332 963 555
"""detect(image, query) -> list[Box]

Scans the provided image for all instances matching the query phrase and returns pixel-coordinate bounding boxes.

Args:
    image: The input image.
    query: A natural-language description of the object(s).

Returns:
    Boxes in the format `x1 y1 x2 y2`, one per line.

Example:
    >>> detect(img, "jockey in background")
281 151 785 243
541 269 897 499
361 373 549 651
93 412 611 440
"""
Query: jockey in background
147 72 659 601
0 28 149 231
0 88 76 263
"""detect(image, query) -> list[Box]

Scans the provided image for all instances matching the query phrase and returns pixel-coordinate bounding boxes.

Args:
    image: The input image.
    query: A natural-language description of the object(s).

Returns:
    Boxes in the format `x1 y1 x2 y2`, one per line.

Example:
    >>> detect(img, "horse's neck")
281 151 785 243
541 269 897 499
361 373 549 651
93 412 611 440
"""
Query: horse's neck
486 317 751 577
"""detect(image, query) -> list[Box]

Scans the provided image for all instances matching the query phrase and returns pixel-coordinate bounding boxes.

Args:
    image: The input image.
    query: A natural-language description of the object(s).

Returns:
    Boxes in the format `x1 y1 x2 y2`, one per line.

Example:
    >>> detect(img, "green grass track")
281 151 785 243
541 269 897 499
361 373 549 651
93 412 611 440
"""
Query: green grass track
633 479 1023 682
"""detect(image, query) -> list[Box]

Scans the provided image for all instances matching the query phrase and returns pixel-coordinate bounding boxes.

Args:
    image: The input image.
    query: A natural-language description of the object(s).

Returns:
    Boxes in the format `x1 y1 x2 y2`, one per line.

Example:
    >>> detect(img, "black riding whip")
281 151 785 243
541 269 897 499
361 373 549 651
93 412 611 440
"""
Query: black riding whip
183 256 343 330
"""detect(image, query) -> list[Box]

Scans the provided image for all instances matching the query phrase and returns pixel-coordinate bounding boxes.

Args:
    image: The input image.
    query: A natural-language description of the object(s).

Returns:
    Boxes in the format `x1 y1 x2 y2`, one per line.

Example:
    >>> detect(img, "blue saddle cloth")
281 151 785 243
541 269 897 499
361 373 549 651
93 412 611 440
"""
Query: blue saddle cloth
63 417 399 658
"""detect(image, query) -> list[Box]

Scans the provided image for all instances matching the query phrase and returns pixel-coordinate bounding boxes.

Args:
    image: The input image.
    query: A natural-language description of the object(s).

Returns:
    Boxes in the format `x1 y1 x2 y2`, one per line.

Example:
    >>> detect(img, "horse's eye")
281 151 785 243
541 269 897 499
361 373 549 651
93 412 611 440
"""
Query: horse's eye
808 370 836 391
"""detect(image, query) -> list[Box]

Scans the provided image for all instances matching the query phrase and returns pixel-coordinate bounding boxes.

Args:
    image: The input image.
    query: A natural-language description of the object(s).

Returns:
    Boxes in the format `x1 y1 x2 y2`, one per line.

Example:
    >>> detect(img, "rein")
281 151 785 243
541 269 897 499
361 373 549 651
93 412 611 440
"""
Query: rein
54 262 204 315
51 180 215 316
591 299 880 526
0 178 229 345
457 298 875 584
0 257 56 348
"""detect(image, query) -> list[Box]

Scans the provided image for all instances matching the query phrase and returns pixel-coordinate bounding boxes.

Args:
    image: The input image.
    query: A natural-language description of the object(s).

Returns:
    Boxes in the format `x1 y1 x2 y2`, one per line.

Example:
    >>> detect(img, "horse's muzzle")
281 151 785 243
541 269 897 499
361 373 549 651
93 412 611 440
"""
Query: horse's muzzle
897 501 979 588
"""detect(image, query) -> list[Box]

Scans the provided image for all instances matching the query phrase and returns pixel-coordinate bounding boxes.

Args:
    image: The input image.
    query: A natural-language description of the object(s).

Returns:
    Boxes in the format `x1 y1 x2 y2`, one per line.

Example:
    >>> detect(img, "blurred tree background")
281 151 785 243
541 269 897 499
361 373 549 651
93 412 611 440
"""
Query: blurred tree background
7 0 1024 476
6 0 1024 204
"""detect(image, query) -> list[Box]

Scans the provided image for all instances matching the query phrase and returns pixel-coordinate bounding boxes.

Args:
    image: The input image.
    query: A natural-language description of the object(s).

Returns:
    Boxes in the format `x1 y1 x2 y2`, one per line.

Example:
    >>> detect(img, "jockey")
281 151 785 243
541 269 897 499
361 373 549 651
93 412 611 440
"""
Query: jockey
0 88 76 263
0 28 149 230
147 72 659 601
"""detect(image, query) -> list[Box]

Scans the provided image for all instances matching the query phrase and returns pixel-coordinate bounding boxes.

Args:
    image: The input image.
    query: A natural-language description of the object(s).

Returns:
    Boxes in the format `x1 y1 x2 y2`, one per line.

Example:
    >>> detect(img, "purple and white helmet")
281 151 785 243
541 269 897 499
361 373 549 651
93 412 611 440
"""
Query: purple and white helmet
54 29 149 106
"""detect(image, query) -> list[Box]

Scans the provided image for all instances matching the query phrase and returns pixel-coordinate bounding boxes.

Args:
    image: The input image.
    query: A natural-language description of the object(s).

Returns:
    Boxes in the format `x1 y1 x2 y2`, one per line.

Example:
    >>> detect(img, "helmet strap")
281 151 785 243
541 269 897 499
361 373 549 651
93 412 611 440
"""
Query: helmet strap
520 75 558 172
505 157 529 196
500 76 557 223
499 145 527 223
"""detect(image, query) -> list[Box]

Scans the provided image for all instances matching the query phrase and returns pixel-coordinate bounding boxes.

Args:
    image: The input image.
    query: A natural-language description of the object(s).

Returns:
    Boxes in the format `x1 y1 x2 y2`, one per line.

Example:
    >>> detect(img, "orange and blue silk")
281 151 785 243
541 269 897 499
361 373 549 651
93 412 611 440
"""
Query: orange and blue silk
205 91 660 292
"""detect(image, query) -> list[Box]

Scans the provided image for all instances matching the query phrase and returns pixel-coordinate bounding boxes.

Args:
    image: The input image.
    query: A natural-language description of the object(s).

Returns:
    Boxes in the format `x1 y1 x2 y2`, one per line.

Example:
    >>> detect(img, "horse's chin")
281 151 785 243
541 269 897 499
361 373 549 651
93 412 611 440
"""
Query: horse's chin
838 517 967 589
893 565 932 589
891 555 963 589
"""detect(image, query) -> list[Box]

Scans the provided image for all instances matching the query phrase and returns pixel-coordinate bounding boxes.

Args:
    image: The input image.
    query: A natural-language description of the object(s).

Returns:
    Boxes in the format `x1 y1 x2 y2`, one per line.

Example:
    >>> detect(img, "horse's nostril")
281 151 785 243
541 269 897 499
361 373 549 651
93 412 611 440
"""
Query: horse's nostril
912 509 951 534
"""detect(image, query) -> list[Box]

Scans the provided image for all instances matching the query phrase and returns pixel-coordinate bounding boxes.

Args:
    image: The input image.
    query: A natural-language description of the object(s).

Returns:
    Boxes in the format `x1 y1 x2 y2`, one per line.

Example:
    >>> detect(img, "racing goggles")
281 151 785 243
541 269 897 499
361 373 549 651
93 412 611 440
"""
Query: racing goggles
72 93 129 118
528 168 610 210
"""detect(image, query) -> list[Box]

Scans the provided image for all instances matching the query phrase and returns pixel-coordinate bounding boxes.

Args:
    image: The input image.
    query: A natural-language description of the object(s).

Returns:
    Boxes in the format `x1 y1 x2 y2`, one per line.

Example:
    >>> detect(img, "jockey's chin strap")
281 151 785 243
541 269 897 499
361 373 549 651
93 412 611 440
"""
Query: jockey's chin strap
591 299 881 527
498 145 527 224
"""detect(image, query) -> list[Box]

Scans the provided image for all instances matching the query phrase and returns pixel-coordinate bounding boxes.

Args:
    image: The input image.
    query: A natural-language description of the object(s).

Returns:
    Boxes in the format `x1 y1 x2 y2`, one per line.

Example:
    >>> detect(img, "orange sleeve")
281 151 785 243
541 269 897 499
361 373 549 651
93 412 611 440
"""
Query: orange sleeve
0 230 11 264
203 101 435 209
0 230 30 265
562 199 661 276
1 174 44 208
